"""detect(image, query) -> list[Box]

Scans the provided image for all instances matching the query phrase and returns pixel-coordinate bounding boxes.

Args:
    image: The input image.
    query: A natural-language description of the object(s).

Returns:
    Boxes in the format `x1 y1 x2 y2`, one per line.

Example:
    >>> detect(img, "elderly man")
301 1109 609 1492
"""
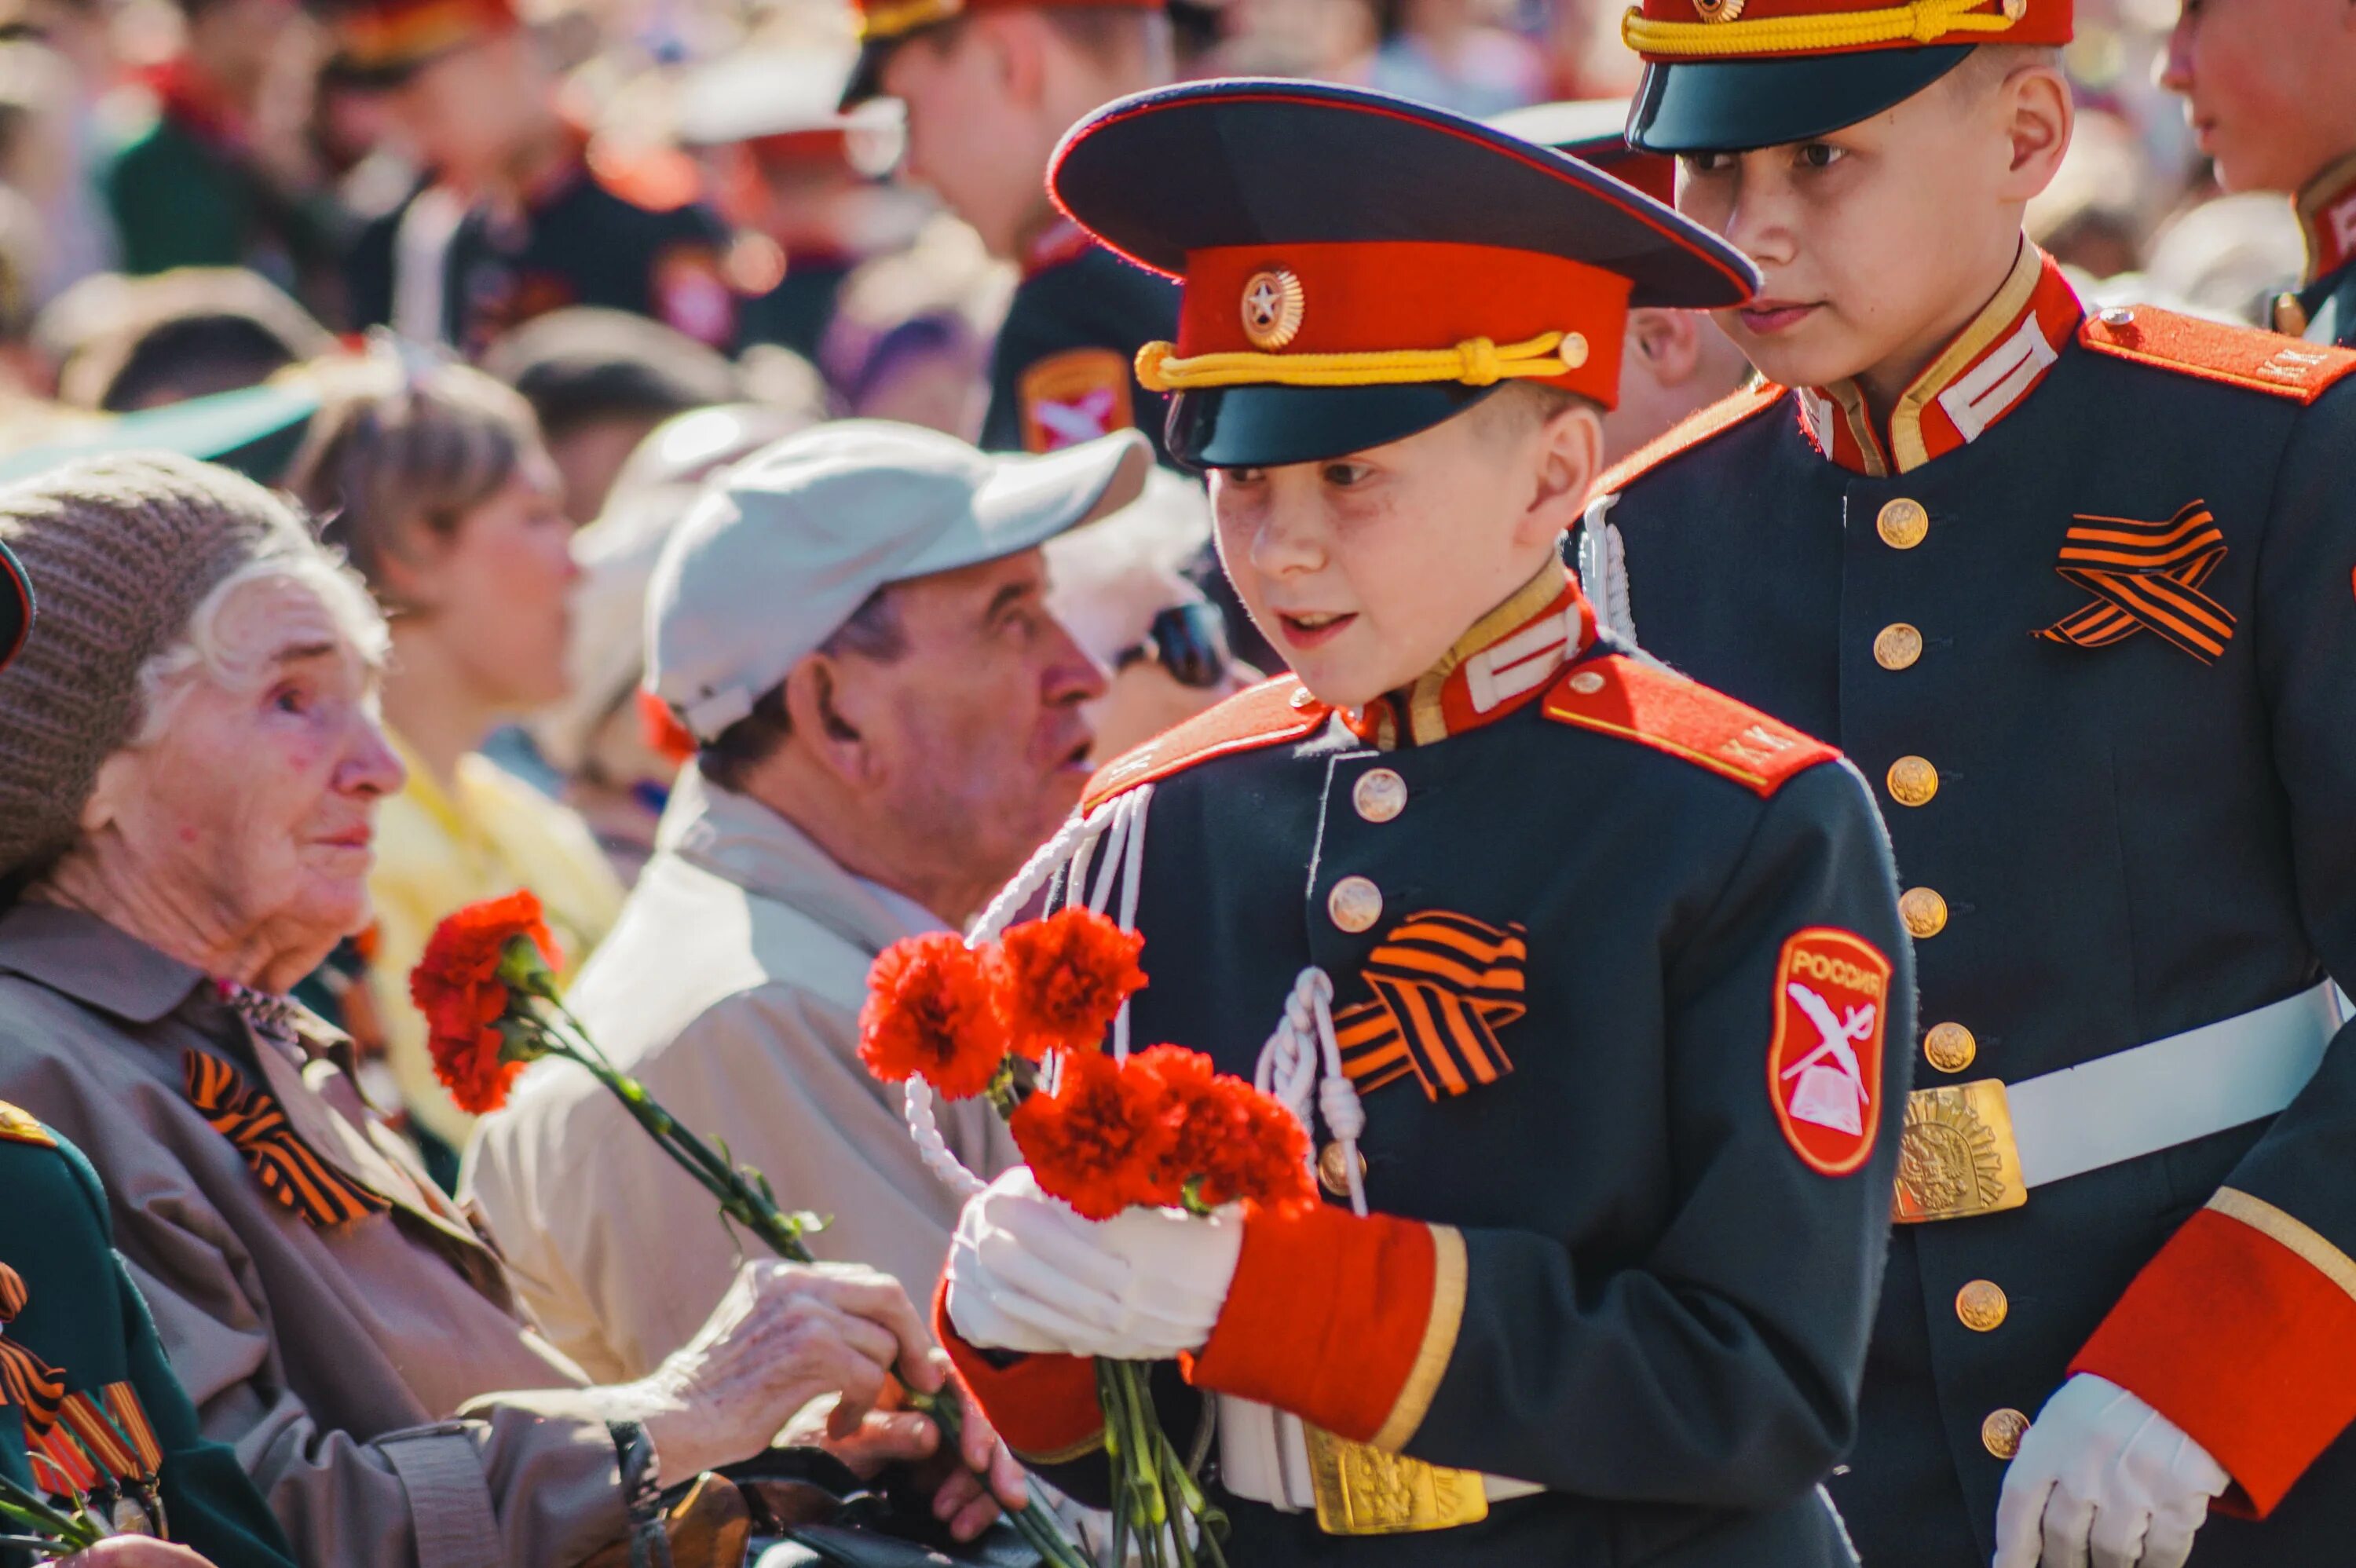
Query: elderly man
466 419 1144 1383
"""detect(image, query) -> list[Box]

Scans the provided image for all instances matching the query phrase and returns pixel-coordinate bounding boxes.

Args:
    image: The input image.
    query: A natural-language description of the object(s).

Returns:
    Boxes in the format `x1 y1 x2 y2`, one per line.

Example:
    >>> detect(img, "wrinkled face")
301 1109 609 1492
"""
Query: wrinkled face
1674 72 2031 393
2160 0 2356 195
836 548 1106 886
413 454 578 710
1208 398 1569 710
878 24 1043 258
92 577 404 951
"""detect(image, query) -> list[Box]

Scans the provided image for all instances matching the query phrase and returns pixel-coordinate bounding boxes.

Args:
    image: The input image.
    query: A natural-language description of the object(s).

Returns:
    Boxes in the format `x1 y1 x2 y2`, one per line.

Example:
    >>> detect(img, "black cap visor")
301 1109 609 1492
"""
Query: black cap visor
1169 382 1501 469
840 36 893 109
1627 45 1972 154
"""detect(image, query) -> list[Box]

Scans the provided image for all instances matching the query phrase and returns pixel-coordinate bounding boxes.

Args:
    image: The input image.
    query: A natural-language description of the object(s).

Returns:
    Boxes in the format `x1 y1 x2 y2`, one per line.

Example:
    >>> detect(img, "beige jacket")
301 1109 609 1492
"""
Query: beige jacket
464 768 1019 1383
0 903 628 1568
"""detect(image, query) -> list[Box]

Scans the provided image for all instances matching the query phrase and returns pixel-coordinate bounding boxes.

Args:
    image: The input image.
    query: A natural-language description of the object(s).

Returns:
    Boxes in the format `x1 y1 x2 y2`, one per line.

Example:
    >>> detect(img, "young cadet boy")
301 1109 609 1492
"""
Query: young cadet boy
841 0 1180 461
1589 9 2356 1566
931 79 1914 1566
2157 0 2356 346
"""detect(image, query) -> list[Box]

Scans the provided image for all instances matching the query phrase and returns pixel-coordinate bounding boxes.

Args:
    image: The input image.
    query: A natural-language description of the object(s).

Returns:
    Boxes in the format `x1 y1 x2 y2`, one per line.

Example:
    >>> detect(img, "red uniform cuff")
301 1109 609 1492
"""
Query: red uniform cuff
931 1276 1105 1464
1183 1202 1465 1449
2071 1190 2356 1517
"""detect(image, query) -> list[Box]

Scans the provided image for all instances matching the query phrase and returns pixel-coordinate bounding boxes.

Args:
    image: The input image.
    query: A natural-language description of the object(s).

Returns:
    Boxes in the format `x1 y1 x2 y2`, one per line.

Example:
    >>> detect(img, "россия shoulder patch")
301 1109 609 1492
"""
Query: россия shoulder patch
1769 927 1890 1178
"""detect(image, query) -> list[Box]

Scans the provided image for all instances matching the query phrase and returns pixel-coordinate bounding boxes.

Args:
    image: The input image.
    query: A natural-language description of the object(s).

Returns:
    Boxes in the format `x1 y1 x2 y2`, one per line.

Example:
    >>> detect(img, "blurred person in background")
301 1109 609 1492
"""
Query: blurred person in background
816 214 1006 433
1044 467 1249 761
0 0 114 299
282 351 623 1184
40 269 335 412
1495 97 1755 463
1352 0 1543 116
533 401 814 882
848 0 1182 462
101 0 342 303
2160 0 2356 345
0 451 1021 1568
466 422 1139 1381
321 0 741 354
479 305 746 523
675 48 913 366
0 184 49 398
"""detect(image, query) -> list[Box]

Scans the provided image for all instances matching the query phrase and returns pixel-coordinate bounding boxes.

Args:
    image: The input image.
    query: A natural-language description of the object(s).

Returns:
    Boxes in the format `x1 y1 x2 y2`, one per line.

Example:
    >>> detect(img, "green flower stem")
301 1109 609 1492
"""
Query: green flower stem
0 1477 101 1551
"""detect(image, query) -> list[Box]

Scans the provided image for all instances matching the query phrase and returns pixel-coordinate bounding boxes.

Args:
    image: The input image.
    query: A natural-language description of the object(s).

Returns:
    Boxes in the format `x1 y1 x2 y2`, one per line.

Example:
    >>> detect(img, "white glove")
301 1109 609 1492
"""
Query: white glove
1992 1374 2230 1568
944 1167 1243 1360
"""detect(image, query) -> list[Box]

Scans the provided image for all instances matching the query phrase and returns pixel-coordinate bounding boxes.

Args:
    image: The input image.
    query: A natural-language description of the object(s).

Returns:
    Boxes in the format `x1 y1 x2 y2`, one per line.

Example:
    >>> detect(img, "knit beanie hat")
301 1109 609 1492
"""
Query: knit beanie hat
0 451 317 880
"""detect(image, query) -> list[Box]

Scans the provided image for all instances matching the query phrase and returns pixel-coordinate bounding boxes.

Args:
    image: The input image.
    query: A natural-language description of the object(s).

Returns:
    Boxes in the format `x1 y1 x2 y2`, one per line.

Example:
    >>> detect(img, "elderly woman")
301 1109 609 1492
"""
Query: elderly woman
0 454 1018 1568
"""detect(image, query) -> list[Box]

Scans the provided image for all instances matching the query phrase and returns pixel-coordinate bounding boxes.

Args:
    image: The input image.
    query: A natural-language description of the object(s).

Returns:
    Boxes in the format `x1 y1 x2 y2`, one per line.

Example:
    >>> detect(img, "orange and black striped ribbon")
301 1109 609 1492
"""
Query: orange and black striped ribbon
0 1262 64 1439
182 1051 391 1229
1334 912 1528 1100
2037 501 2237 664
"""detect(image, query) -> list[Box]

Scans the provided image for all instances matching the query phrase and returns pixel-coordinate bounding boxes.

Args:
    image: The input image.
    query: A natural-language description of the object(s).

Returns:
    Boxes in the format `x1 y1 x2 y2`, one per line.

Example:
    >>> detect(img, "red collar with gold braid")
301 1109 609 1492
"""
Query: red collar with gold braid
2296 152 2356 289
1796 243 2084 477
1342 568 1594 750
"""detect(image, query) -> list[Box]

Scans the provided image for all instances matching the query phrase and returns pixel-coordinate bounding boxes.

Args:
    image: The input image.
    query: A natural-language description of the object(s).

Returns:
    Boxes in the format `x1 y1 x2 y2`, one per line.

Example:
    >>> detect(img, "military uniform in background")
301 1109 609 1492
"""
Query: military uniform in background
979 220 1179 463
0 1112 299 1568
2272 152 2356 348
1593 9 2356 1554
942 80 1913 1568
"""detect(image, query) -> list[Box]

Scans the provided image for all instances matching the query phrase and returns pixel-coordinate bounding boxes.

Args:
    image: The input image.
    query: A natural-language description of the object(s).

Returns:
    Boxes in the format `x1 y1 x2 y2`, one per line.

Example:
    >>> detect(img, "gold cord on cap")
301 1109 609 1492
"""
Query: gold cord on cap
1622 0 2022 57
1136 330 1589 393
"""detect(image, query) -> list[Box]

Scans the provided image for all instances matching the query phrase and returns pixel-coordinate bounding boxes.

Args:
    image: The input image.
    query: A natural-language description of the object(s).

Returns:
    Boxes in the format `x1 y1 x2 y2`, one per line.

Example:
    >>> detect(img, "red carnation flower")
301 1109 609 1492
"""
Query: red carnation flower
1000 909 1147 1058
1010 1048 1173 1220
1132 1044 1316 1215
859 934 1013 1100
411 891 562 1116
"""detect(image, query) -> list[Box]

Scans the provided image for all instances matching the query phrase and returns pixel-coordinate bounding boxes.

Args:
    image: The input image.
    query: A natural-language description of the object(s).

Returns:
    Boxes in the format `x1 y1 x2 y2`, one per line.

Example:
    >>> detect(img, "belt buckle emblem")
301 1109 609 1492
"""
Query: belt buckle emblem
1301 1425 1488 1534
1891 1080 2029 1223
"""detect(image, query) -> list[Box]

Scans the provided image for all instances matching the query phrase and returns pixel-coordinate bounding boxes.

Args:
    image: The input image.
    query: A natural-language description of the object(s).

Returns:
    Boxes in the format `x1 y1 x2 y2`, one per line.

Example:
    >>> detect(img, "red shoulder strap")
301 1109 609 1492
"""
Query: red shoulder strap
2077 307 2356 404
1081 677 1328 812
1593 380 1787 497
1541 655 1836 796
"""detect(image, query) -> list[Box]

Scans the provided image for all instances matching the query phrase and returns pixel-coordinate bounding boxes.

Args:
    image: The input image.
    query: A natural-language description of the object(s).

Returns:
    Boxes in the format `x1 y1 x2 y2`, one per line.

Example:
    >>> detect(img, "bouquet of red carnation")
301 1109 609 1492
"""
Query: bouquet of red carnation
413 892 1088 1568
861 908 1315 1568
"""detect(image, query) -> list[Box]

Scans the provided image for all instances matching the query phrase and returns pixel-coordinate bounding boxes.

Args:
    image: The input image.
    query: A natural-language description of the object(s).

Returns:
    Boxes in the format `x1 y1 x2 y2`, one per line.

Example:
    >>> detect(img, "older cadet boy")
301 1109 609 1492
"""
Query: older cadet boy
2157 0 2356 347
841 0 1179 462
1586 9 2356 1567
931 80 1915 1567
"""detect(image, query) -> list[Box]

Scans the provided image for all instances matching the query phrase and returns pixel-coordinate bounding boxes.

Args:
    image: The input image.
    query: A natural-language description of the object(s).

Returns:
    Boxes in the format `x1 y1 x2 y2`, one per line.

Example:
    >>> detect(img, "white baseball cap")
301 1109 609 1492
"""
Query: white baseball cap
646 419 1154 741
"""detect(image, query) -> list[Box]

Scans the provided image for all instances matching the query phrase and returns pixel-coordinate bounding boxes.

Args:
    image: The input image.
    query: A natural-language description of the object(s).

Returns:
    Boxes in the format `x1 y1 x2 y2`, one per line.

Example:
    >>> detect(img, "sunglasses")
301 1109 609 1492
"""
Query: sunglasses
1113 601 1233 690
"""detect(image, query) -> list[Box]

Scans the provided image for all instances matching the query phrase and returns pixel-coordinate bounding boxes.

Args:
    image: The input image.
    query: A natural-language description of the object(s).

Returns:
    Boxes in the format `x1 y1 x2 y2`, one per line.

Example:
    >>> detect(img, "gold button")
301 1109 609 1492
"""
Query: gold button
1886 755 1939 807
1568 669 1606 695
1956 1280 2010 1332
1876 498 1930 550
1899 886 1948 939
1981 1407 2030 1460
1289 685 1316 709
1327 875 1383 933
1874 623 1923 671
1352 769 1407 824
1317 1141 1366 1197
1923 1022 1977 1073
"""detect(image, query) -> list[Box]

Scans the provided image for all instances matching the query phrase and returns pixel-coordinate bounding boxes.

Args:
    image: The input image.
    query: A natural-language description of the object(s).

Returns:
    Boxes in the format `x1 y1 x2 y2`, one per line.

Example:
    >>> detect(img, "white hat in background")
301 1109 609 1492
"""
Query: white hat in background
646 419 1151 742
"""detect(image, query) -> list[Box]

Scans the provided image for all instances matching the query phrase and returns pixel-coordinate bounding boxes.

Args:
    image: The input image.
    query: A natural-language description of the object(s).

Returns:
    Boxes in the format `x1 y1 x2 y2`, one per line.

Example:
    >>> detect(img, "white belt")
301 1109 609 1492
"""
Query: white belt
1216 1398 1544 1513
1896 982 2340 1223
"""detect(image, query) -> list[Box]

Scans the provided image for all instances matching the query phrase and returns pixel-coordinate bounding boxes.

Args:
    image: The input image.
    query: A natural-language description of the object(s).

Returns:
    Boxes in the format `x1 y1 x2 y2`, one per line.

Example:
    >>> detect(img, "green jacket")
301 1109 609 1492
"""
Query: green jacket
0 1113 296 1568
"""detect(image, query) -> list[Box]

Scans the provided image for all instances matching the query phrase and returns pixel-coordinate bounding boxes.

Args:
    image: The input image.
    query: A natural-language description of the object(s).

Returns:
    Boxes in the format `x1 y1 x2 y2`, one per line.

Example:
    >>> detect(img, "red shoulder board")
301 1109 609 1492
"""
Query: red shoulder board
1541 655 1835 796
1081 677 1328 813
1593 380 1787 497
2077 307 2356 404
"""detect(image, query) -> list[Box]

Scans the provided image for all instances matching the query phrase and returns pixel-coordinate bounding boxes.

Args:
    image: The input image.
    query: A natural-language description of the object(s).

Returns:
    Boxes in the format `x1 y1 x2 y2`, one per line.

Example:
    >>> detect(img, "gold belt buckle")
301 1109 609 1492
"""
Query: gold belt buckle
1301 1425 1489 1534
1892 1080 2030 1223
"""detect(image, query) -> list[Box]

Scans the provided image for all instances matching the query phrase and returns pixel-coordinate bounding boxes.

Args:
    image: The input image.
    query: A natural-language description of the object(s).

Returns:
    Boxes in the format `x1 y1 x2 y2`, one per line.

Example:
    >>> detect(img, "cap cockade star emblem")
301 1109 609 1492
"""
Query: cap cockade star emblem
1239 268 1306 349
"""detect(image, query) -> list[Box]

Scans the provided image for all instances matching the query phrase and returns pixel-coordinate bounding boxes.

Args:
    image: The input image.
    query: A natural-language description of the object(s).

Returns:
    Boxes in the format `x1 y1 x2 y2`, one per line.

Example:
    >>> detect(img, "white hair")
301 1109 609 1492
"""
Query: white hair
130 543 390 747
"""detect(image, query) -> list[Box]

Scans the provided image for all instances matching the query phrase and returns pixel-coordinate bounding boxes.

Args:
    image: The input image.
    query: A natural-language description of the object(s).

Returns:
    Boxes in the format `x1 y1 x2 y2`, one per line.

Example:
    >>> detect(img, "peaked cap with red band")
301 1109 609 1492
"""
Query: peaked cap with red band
1622 0 2072 154
1491 99 1675 207
313 0 517 83
1048 79 1758 468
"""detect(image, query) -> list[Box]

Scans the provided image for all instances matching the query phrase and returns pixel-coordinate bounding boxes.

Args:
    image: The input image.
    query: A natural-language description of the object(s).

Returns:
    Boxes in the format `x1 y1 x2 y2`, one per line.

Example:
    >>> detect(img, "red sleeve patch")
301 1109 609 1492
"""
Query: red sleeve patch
1539 655 1838 795
1080 676 1329 812
1767 928 1890 1176
1019 349 1137 453
1593 379 1786 498
2077 307 2356 404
